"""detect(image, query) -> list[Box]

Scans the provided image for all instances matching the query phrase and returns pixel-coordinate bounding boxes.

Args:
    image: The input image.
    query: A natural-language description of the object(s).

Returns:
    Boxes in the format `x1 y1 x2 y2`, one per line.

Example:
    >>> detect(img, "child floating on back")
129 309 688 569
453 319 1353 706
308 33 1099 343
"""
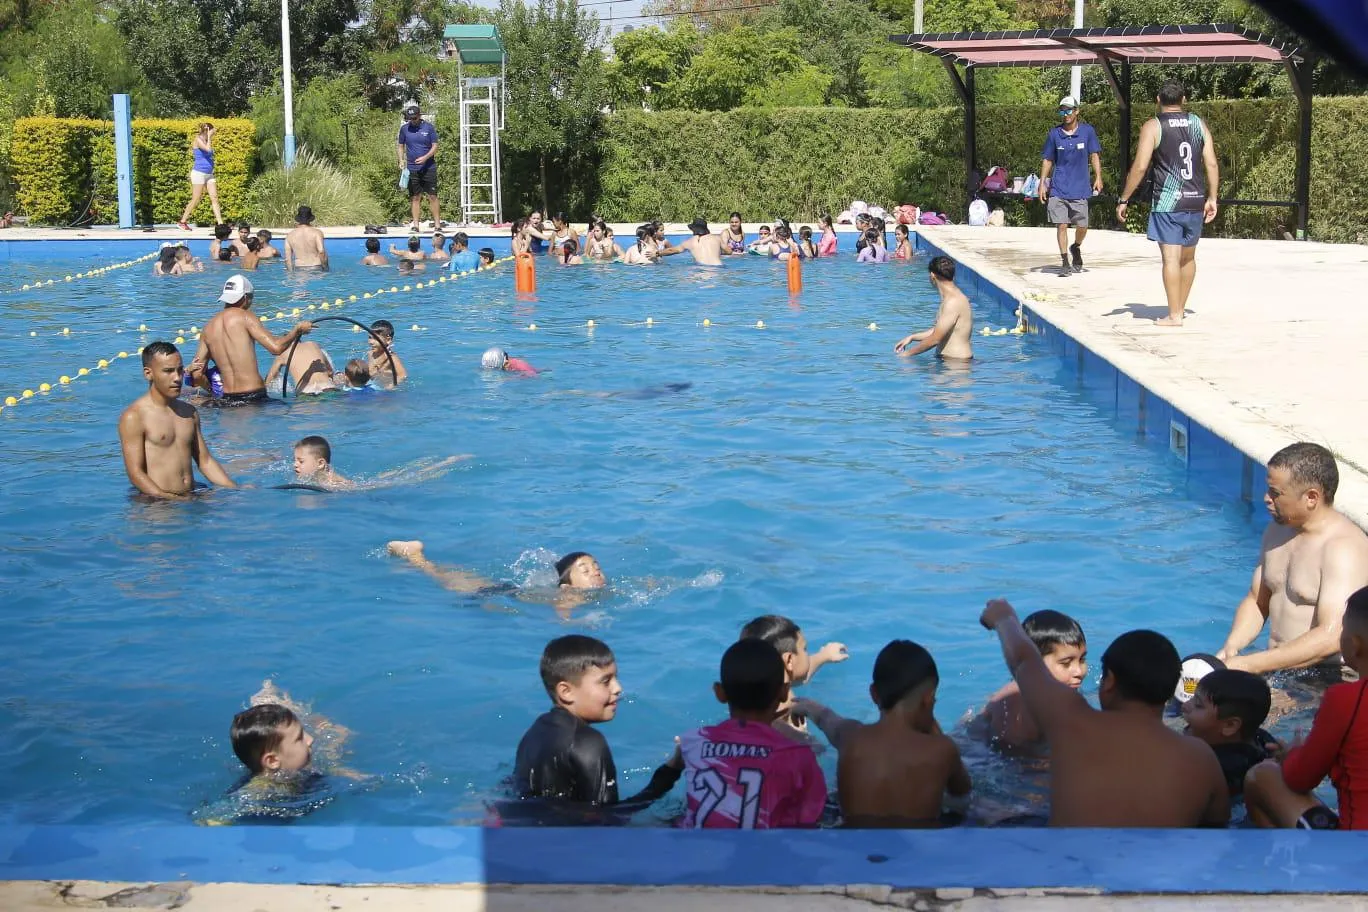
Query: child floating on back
796 640 971 827
679 637 827 828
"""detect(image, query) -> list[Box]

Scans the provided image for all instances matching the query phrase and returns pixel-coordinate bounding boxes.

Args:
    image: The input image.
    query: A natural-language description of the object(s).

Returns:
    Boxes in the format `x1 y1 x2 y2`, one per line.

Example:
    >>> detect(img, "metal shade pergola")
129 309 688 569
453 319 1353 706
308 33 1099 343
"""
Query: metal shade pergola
888 25 1312 235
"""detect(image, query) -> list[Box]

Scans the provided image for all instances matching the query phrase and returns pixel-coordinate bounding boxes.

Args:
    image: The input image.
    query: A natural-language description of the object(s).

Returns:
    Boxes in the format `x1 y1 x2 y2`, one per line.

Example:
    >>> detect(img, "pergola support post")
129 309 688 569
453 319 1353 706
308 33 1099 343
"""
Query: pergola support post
1287 57 1312 238
965 67 977 217
1120 61 1132 201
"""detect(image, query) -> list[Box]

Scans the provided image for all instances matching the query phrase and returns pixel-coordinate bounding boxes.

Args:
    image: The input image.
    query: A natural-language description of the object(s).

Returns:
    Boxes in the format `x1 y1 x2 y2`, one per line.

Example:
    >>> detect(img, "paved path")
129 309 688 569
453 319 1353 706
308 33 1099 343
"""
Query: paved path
921 226 1368 526
4 881 1368 911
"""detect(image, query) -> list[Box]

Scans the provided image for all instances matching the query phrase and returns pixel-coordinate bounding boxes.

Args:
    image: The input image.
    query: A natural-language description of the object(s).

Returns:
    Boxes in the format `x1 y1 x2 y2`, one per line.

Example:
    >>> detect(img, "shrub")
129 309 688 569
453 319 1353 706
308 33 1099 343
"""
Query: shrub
11 117 255 225
245 147 385 226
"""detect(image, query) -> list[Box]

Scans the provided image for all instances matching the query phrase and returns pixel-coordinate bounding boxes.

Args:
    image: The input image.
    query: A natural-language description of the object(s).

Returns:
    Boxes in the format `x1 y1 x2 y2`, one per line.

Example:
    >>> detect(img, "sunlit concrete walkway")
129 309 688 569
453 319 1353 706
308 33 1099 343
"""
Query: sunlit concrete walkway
922 226 1368 526
3 881 1366 911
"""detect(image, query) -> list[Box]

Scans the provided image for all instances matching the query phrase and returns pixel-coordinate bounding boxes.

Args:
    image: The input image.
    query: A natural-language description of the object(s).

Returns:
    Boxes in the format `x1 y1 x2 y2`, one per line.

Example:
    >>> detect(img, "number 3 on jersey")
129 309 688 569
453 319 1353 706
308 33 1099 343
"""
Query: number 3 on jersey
691 767 765 828
1178 141 1194 180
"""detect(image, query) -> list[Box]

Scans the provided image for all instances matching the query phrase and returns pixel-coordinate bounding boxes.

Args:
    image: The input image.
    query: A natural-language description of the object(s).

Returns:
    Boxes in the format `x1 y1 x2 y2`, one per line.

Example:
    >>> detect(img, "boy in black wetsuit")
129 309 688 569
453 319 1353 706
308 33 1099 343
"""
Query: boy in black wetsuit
511 635 681 813
1181 668 1273 800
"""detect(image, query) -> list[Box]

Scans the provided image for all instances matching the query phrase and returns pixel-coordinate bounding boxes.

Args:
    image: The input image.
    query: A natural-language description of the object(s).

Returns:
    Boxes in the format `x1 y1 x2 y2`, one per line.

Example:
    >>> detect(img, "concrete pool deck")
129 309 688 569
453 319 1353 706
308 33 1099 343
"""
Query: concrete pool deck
919 226 1368 527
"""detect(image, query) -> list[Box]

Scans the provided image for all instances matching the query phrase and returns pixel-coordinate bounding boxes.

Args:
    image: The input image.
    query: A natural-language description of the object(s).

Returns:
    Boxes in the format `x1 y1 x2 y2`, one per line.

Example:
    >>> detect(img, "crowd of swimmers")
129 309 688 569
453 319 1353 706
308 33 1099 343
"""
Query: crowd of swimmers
116 206 1368 830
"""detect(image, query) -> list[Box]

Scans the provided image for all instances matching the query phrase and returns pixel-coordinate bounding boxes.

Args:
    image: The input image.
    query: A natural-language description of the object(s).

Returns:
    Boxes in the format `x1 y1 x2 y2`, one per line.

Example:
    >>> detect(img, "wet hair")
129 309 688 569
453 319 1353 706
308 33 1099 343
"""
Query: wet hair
478 247 494 262
398 259 414 273
540 634 615 697
555 551 592 584
871 639 939 710
344 359 370 387
213 223 232 239
895 223 909 238
295 435 331 464
729 211 742 221
407 236 421 251
453 231 469 250
722 638 786 711
1196 669 1271 742
365 238 380 253
245 236 260 253
237 221 251 232
562 237 579 262
1022 609 1086 656
158 247 179 270
175 246 192 261
141 340 179 367
217 246 236 262
1101 630 1180 707
231 703 299 774
511 218 527 236
256 229 272 242
775 225 792 240
1158 79 1187 106
739 615 800 656
1268 442 1338 504
799 225 813 240
370 319 395 339
863 228 880 244
819 214 833 228
929 255 956 281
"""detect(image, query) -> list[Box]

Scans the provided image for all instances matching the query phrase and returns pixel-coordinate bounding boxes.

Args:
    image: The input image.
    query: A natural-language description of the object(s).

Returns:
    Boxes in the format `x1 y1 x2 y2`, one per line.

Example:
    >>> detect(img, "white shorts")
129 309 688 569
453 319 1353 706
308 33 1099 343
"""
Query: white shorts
190 170 215 187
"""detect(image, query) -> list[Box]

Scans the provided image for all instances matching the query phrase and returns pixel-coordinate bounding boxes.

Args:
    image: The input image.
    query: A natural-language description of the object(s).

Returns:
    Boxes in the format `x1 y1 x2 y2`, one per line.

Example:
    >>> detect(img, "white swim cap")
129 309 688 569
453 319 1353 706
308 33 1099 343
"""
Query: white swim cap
481 347 508 370
1173 653 1225 704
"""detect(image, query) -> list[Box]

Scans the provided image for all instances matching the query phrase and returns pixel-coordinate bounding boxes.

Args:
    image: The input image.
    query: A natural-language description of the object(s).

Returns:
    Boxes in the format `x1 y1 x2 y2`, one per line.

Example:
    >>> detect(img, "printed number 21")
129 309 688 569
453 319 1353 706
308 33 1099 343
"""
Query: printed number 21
693 768 765 828
1178 141 1194 180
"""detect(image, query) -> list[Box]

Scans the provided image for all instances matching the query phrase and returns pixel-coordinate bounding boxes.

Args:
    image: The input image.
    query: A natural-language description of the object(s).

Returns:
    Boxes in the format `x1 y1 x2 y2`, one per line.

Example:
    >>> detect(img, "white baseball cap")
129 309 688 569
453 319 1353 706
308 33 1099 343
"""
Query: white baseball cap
218 274 254 304
1059 95 1079 110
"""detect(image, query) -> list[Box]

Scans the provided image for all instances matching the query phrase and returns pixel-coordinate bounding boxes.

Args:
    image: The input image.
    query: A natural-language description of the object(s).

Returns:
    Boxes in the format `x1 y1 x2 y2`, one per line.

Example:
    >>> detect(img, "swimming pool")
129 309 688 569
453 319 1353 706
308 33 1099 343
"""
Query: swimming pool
0 240 1270 827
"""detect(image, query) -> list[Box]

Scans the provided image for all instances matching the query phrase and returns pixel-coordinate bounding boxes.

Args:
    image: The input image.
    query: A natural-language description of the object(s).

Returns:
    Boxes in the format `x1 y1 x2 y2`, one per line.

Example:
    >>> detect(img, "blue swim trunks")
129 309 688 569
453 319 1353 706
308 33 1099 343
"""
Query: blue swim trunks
1147 211 1204 247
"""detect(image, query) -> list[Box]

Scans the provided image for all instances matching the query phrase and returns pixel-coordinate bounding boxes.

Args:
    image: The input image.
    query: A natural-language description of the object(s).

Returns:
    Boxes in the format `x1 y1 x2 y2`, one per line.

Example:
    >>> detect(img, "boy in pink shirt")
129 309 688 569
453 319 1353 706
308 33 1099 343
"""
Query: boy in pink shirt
481 347 538 376
680 638 827 828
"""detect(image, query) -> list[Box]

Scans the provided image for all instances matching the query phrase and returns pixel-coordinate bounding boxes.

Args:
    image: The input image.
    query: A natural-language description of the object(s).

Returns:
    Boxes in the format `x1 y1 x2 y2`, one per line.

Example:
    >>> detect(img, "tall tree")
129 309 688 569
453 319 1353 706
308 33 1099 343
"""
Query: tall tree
497 0 607 212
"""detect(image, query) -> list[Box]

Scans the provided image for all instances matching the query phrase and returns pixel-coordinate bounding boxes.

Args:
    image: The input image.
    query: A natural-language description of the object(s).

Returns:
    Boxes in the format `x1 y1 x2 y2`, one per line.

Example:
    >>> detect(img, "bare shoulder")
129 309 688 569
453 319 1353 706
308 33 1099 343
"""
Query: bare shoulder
1260 520 1297 552
1329 512 1368 550
118 396 148 431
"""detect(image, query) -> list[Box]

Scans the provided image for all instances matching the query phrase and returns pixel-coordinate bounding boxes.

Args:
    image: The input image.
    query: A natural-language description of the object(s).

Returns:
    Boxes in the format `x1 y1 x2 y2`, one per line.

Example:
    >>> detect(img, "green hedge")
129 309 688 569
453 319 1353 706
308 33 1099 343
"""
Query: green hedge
594 97 1368 243
12 117 255 225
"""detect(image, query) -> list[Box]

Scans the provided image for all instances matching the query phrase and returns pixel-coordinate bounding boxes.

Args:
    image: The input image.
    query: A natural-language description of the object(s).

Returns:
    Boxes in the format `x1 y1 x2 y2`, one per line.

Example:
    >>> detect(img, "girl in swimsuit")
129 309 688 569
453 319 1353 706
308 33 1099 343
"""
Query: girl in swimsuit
510 218 531 256
747 226 773 256
620 226 657 265
561 237 583 265
550 212 578 255
817 214 838 257
768 225 798 260
722 211 746 255
893 224 912 260
525 211 552 255
797 226 818 259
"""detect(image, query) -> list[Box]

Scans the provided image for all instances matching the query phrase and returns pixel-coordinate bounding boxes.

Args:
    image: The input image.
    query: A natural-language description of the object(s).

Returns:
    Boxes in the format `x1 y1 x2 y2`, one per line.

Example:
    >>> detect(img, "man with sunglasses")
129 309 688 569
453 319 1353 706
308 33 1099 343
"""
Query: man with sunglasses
1039 95 1103 275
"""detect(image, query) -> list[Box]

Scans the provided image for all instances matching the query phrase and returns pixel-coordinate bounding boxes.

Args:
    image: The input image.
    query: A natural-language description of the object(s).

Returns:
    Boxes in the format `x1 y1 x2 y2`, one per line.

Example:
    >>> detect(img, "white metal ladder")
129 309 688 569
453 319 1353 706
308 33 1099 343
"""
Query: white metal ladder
458 77 503 225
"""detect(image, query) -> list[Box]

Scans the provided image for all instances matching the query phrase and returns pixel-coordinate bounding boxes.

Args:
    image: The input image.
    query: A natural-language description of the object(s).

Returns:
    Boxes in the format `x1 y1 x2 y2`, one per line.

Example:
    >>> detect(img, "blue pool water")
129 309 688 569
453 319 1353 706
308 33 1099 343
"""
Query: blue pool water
0 242 1273 826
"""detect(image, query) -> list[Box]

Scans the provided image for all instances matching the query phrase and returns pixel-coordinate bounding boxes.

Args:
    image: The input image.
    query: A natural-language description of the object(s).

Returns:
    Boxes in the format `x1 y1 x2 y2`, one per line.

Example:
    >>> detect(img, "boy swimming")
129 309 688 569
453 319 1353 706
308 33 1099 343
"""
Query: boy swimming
796 639 971 828
368 320 407 387
361 237 389 266
1181 668 1273 800
980 598 1228 826
977 609 1087 750
512 635 682 809
293 436 351 489
232 703 314 778
386 542 605 618
738 615 847 740
680 638 826 828
481 347 538 375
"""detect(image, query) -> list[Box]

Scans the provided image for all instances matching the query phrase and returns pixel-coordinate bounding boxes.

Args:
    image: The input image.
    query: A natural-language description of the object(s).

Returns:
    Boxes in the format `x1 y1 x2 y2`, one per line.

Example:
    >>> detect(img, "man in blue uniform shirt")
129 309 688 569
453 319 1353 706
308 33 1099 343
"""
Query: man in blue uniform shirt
397 104 441 233
1039 95 1103 275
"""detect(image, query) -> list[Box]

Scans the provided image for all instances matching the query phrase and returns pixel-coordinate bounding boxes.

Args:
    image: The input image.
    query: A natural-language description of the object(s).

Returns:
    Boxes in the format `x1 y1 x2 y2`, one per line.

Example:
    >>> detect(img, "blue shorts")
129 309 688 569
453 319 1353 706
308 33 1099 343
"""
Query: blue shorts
1147 211 1204 247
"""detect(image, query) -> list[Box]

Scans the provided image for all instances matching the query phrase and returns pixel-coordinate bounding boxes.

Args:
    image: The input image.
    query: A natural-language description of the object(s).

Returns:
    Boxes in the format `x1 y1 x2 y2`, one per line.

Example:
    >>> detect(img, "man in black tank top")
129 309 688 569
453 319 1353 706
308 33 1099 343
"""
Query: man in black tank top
1116 80 1220 327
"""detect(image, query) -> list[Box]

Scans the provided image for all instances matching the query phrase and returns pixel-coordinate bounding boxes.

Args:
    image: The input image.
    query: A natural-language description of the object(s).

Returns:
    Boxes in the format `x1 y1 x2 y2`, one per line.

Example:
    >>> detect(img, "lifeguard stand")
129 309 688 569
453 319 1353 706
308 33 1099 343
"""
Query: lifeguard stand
442 25 507 225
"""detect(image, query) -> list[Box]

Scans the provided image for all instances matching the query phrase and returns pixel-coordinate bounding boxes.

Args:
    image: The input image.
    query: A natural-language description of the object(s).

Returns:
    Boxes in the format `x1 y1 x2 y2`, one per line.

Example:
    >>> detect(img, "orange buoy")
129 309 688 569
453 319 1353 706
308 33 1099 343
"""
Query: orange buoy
786 254 802 294
515 252 536 293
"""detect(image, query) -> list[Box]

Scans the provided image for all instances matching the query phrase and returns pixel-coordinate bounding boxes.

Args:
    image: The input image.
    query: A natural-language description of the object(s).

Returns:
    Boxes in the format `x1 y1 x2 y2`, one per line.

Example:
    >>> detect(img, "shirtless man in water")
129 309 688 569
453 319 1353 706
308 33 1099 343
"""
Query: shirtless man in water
284 205 329 270
893 255 973 360
675 218 723 267
187 275 313 404
265 341 339 395
1217 443 1368 679
982 599 1229 827
118 341 236 499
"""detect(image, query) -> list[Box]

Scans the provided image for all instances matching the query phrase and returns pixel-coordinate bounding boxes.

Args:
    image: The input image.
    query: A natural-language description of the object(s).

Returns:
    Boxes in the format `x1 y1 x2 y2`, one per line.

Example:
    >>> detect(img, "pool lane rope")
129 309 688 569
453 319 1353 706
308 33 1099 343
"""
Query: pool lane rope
1 257 514 415
279 316 398 398
1 252 158 296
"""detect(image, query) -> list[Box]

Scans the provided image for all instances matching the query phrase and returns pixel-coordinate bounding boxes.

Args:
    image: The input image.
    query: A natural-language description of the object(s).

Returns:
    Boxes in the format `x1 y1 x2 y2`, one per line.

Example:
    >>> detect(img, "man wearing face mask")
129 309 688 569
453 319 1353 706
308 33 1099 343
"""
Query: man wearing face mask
1039 95 1103 275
